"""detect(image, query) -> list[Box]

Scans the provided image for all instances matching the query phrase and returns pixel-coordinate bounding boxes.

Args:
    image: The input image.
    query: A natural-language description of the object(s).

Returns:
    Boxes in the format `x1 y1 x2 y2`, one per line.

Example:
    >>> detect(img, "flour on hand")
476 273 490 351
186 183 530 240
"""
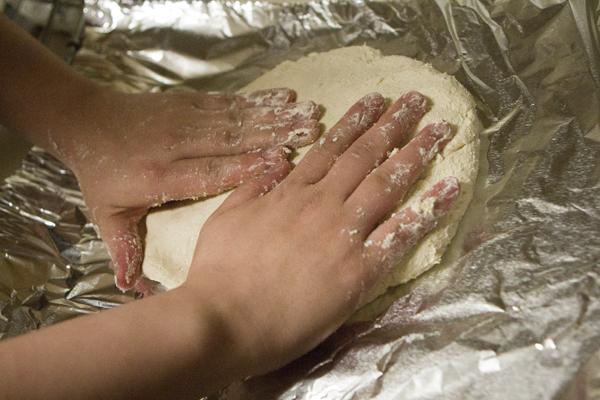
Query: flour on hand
142 46 480 320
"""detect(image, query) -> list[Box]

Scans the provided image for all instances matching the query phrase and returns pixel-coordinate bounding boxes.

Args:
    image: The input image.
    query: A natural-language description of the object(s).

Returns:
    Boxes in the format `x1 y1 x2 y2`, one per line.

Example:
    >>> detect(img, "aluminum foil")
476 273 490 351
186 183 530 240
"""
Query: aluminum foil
2 0 600 398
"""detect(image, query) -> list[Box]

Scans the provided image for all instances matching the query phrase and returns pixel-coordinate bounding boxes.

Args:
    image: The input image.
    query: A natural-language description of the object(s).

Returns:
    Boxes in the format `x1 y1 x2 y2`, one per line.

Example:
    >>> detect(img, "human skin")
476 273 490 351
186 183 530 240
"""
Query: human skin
0 13 320 292
0 13 459 400
0 90 458 399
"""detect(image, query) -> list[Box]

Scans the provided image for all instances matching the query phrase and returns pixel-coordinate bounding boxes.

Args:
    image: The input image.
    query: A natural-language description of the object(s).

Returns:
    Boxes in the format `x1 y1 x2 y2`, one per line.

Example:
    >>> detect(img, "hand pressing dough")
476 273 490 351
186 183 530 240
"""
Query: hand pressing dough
142 46 480 319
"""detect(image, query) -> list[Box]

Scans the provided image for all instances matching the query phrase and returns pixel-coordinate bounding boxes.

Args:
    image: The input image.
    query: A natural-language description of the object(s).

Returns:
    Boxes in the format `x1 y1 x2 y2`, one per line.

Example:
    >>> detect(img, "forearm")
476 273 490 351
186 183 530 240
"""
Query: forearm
0 288 241 399
0 13 99 153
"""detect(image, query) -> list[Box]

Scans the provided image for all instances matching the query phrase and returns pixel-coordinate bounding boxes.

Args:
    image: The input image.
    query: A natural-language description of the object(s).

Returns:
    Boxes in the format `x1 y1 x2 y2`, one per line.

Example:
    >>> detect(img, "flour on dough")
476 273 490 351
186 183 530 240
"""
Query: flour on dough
142 46 480 319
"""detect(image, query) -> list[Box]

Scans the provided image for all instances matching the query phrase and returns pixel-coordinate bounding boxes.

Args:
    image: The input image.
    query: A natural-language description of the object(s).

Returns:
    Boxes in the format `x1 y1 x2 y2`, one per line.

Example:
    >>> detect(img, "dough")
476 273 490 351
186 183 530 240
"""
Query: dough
142 46 480 318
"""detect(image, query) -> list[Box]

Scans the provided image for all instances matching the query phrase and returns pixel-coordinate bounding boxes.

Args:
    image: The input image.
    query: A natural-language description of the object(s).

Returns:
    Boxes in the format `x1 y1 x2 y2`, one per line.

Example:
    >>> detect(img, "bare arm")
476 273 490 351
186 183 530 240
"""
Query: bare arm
0 287 241 399
0 14 459 399
0 91 458 399
0 14 320 292
0 13 97 151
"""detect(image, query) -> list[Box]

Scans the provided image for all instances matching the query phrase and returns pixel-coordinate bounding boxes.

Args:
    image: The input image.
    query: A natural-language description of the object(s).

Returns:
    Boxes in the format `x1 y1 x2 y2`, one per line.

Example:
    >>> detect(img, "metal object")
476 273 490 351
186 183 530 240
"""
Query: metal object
39 0 85 63
2 0 84 61
1 0 600 398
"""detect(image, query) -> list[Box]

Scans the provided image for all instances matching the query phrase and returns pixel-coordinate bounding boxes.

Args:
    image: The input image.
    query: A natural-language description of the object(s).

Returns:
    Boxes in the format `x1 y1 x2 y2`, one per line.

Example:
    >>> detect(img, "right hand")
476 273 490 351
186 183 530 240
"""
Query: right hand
182 91 459 379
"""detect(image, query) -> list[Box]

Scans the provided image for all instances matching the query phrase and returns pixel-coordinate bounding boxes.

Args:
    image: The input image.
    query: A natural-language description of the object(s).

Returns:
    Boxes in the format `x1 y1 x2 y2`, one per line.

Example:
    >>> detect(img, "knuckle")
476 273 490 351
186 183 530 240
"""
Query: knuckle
306 152 335 175
297 187 325 214
266 183 287 202
203 158 222 178
340 204 365 227
279 175 303 190
294 184 338 216
163 131 180 150
350 139 378 160
369 170 392 192
224 128 244 147
305 123 321 140
142 160 167 181
226 108 243 127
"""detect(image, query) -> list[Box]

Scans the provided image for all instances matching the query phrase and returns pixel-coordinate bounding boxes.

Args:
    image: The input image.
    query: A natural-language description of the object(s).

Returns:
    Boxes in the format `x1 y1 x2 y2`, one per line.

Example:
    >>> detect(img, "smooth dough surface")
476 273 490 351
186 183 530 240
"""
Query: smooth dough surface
142 46 480 318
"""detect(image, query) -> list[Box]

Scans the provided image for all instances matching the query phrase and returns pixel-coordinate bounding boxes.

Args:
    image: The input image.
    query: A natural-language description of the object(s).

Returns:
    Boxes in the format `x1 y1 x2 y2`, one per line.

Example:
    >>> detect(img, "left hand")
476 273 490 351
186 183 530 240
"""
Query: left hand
51 87 321 292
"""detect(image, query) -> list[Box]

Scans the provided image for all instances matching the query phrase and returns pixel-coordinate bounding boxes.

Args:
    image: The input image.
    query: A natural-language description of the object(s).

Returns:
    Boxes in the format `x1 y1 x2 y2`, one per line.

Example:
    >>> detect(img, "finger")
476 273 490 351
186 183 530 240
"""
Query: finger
323 91 429 199
169 101 320 157
347 122 454 232
243 101 321 126
287 92 385 185
362 177 460 274
180 101 318 131
172 117 321 158
277 119 322 147
217 152 293 214
165 107 284 142
97 212 145 292
238 88 297 107
133 277 159 298
189 92 240 111
189 88 295 111
154 148 290 203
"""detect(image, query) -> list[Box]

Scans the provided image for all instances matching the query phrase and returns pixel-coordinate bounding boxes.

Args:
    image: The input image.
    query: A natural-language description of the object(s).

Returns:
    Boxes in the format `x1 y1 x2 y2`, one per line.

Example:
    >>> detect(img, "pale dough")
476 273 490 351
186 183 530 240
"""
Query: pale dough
142 46 480 318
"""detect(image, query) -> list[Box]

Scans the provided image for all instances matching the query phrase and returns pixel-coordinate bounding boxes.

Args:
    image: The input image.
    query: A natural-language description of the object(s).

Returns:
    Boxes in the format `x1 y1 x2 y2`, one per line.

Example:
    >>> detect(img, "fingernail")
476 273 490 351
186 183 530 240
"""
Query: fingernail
419 122 455 164
245 88 292 106
360 92 385 108
262 146 289 165
351 93 384 130
391 92 429 124
430 121 454 141
277 101 320 120
113 248 142 291
401 91 429 112
284 120 321 146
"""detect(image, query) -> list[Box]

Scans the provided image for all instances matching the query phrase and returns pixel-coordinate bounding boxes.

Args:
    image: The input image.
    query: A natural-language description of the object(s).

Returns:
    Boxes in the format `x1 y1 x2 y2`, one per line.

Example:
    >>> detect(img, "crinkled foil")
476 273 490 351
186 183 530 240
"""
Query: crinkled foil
2 0 600 398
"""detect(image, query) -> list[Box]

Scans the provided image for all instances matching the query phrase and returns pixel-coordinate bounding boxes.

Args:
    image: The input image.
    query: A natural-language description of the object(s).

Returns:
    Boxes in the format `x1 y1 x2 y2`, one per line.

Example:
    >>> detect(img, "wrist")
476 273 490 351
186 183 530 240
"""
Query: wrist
43 81 107 162
169 285 251 391
10 75 106 163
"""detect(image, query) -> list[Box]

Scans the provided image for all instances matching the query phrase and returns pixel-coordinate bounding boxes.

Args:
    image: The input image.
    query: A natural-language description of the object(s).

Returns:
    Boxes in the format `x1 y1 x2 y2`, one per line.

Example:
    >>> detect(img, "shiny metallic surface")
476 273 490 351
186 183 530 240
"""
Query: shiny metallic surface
1 0 600 398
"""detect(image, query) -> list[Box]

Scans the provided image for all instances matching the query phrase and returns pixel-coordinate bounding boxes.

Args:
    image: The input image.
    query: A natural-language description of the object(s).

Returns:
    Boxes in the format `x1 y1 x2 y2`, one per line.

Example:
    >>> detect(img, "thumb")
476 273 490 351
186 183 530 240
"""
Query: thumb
97 212 145 292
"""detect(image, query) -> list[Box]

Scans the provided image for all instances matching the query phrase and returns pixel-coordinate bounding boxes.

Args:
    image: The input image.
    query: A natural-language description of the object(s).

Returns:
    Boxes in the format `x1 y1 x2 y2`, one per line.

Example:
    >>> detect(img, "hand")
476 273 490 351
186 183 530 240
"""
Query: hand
182 91 460 377
52 87 321 292
0 14 322 292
